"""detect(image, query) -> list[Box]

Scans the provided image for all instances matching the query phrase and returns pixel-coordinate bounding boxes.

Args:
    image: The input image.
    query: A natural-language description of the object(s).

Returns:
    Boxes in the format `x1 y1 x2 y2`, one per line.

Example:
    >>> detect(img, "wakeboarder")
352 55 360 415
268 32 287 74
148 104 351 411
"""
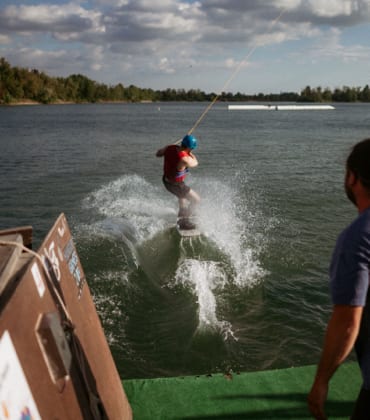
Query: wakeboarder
156 134 200 230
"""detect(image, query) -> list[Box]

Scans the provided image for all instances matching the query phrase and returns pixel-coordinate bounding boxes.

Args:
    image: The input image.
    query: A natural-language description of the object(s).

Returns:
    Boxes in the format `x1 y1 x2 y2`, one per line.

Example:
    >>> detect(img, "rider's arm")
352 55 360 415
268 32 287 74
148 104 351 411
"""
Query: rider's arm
156 145 168 157
181 152 198 168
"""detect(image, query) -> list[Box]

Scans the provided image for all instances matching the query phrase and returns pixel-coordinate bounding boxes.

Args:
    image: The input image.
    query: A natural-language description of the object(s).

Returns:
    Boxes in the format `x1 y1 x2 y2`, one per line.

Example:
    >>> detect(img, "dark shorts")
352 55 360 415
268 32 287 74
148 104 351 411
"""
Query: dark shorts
162 176 191 199
351 387 370 420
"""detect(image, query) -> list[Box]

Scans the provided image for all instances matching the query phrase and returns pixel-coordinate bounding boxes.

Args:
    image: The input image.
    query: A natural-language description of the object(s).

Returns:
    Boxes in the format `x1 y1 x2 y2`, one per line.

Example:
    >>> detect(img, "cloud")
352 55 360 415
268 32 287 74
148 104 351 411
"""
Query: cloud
158 57 176 74
0 34 10 44
307 0 355 17
104 0 203 45
285 0 370 25
1 1 368 47
0 0 369 90
0 3 105 37
5 48 71 71
299 27 370 62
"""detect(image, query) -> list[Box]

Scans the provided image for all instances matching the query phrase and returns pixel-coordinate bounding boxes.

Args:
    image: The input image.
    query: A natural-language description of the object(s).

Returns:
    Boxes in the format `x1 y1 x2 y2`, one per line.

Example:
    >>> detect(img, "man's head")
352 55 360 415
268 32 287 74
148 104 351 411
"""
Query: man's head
345 138 370 205
181 134 197 150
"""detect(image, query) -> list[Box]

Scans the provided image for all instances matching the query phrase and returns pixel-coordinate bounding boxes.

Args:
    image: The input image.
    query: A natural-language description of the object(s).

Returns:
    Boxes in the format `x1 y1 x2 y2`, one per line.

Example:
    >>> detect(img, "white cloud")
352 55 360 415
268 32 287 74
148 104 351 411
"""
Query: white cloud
158 57 175 74
0 34 10 44
0 0 370 91
307 0 354 17
306 27 370 61
0 3 105 36
6 48 69 69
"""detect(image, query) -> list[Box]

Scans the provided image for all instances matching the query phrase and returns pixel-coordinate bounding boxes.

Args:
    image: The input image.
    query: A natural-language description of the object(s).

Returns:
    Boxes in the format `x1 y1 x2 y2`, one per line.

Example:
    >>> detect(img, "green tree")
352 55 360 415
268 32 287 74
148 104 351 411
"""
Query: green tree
300 85 313 102
110 83 125 101
0 57 12 102
322 88 332 102
360 85 370 102
125 84 142 102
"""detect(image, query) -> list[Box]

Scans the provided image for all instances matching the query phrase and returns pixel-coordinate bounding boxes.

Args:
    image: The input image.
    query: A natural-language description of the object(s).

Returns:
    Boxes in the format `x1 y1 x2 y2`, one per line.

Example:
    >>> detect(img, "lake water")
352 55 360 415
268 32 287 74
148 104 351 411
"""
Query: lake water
1 102 369 379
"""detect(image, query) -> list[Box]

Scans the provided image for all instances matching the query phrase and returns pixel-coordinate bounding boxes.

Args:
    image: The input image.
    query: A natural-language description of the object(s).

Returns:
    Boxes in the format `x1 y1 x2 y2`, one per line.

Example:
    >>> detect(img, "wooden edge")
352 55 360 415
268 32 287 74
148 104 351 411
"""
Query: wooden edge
0 226 33 249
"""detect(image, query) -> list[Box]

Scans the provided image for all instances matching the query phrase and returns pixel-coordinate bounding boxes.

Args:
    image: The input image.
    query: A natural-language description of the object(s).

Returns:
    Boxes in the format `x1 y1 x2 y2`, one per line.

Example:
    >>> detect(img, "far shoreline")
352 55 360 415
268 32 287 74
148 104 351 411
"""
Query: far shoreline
1 99 135 106
1 99 368 107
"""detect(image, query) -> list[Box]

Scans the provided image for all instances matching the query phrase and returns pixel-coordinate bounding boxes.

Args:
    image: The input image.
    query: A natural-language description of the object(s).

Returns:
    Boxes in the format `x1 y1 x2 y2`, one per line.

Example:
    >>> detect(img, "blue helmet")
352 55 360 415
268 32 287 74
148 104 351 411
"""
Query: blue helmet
181 134 197 150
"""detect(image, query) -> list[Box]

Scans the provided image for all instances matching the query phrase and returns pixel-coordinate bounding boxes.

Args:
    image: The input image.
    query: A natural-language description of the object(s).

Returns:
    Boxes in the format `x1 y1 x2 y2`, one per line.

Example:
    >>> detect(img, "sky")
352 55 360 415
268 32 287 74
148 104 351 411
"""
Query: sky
0 0 370 94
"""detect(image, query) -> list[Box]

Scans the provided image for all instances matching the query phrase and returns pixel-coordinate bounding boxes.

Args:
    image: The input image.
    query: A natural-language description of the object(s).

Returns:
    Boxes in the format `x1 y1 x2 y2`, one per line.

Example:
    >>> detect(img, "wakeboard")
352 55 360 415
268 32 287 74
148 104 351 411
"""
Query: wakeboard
176 217 200 237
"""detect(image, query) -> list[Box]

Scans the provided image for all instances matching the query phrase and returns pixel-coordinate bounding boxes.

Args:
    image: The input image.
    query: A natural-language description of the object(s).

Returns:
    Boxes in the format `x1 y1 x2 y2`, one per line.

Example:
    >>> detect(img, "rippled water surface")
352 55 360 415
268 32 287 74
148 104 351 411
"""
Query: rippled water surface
1 102 369 379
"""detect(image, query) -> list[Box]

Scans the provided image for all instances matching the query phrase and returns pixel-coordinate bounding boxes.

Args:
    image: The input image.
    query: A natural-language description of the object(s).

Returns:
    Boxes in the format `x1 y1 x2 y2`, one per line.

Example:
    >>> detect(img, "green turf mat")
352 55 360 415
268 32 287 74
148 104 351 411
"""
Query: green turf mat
123 362 361 419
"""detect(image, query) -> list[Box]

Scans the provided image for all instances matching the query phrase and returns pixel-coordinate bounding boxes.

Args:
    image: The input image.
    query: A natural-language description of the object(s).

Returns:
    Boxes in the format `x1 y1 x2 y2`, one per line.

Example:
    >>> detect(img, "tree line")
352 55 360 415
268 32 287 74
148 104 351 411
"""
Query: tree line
1 57 370 105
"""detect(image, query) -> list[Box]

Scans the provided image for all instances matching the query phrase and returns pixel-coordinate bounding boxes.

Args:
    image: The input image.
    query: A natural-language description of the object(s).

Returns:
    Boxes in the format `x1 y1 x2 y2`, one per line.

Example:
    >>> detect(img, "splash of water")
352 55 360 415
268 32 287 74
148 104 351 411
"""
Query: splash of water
82 174 176 242
173 259 236 339
81 173 271 339
195 175 267 288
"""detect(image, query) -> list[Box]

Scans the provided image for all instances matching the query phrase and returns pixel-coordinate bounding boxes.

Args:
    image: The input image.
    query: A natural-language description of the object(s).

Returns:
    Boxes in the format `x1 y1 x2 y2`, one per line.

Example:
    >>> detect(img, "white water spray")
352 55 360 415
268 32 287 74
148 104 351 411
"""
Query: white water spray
82 174 175 242
81 174 270 339
196 176 266 287
173 259 236 339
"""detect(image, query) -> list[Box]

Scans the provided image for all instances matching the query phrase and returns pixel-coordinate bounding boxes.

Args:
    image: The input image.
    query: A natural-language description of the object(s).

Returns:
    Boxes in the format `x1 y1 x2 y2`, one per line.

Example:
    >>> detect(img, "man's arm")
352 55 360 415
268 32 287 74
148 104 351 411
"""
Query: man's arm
181 152 198 168
156 145 169 157
308 304 363 420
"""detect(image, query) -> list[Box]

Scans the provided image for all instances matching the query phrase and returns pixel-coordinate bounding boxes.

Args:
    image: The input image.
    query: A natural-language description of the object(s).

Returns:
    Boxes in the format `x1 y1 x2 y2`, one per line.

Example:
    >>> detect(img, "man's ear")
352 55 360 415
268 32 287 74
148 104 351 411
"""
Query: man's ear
346 170 358 187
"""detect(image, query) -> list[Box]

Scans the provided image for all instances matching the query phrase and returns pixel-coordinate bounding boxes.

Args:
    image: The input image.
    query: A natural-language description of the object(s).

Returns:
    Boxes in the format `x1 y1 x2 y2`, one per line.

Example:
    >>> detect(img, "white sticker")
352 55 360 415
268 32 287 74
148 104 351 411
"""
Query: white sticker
0 331 42 420
57 219 66 238
44 241 61 282
31 263 45 298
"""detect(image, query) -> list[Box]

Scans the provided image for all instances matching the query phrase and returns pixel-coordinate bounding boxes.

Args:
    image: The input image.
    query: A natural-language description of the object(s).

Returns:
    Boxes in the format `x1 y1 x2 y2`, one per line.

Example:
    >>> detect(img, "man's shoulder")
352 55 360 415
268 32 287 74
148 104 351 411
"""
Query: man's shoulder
349 208 370 235
165 144 179 153
178 150 189 158
337 209 370 254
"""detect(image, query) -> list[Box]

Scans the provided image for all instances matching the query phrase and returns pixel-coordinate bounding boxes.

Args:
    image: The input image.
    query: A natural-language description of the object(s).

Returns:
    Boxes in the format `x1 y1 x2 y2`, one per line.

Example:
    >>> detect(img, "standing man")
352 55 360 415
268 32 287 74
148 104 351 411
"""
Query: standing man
156 134 200 230
308 138 370 420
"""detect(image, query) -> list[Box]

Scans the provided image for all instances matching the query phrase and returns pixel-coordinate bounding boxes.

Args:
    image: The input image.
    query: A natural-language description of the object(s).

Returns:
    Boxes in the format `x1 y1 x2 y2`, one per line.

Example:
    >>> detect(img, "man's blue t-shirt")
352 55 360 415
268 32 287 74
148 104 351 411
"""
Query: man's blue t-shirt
330 207 370 388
